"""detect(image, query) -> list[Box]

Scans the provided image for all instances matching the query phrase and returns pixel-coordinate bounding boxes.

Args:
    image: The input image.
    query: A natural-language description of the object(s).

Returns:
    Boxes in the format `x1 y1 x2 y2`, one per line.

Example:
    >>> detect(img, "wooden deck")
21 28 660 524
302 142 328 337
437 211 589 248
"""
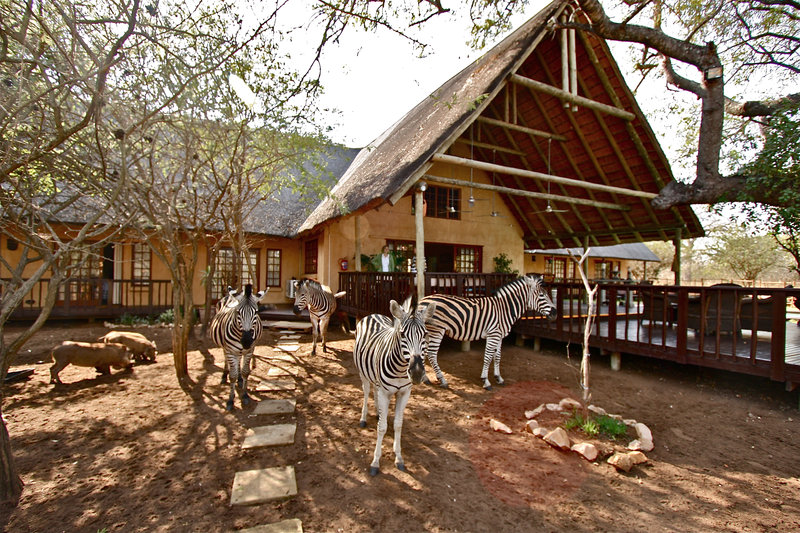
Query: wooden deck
512 291 800 387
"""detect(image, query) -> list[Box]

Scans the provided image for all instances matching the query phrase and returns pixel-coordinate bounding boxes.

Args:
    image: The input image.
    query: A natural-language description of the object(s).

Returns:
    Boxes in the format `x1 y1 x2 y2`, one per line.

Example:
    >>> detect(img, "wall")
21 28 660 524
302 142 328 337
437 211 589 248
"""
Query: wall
319 157 527 292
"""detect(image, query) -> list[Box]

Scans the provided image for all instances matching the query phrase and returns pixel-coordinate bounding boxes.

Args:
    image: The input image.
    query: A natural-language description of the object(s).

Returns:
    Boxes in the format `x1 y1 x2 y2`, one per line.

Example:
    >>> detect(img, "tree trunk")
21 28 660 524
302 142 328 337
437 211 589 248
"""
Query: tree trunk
0 400 23 506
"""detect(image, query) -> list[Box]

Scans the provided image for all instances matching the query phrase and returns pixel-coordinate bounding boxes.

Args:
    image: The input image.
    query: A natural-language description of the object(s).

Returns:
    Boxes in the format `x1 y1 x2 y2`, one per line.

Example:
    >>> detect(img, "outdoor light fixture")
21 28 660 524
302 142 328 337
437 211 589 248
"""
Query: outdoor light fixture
417 181 427 192
703 66 723 80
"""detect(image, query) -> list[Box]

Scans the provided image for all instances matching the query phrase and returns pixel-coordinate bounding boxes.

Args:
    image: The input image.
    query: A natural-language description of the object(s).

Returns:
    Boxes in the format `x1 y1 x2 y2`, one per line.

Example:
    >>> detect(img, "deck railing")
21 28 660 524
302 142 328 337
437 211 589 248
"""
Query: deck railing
514 282 800 385
337 272 517 317
5 278 174 320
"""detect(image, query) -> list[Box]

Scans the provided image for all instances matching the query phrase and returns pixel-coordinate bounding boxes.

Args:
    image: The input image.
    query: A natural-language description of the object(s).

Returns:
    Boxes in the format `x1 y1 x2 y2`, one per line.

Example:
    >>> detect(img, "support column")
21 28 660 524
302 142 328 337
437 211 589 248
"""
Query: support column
354 216 362 272
610 352 621 371
415 184 426 302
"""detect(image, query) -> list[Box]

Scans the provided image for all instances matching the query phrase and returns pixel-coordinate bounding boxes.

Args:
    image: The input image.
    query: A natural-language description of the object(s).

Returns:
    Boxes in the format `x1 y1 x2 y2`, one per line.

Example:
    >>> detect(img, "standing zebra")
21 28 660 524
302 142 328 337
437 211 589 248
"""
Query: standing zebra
420 274 557 390
293 279 346 355
210 284 266 410
353 297 437 476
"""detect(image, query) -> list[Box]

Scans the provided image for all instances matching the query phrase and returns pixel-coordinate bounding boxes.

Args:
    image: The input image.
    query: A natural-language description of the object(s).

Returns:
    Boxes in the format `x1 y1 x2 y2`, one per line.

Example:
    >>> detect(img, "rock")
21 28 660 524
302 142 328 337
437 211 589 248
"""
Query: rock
525 419 540 433
545 403 561 412
608 451 648 472
607 452 635 472
543 427 571 450
571 442 598 461
623 419 638 426
634 423 653 442
628 451 648 465
489 419 513 434
532 427 549 437
525 404 546 419
588 405 607 416
628 438 654 452
559 397 582 411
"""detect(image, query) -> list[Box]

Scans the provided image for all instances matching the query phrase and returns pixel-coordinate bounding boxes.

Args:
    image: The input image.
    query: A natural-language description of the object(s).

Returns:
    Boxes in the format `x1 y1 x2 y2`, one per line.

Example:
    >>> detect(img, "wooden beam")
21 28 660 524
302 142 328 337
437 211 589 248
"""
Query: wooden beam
423 173 628 211
453 137 525 157
476 116 566 141
431 153 657 200
509 74 636 121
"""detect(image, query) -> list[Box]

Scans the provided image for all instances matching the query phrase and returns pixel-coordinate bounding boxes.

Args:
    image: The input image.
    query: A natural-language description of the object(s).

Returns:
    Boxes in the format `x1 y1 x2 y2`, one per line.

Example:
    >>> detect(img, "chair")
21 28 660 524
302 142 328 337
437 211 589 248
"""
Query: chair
740 296 775 332
639 289 675 326
688 283 742 335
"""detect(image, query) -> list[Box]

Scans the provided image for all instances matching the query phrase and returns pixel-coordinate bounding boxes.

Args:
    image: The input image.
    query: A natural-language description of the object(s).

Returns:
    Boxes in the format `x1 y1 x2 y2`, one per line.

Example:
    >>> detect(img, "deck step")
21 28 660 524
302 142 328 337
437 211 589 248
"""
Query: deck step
230 466 297 505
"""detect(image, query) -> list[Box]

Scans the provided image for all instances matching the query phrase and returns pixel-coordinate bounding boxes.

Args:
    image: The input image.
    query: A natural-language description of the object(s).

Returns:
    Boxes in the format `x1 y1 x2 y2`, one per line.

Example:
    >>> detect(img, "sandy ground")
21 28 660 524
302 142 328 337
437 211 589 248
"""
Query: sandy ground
1 321 799 533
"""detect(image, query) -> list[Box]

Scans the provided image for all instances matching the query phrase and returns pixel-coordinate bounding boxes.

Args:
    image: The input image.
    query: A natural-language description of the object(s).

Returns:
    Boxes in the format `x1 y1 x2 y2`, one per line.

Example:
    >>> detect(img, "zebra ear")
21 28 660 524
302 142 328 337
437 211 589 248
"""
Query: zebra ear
418 301 437 323
389 299 406 320
256 288 267 300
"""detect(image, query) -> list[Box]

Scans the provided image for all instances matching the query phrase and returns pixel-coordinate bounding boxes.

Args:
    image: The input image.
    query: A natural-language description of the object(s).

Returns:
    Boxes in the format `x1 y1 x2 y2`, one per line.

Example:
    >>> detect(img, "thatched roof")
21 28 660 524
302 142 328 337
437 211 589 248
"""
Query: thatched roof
297 0 704 249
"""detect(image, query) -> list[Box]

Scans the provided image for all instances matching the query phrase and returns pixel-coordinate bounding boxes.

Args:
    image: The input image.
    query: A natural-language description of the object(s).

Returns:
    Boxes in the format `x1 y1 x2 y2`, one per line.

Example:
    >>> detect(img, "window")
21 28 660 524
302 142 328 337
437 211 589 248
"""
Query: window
132 243 151 281
212 248 259 300
545 257 568 281
455 246 481 273
387 240 415 272
594 260 621 280
304 239 318 274
66 245 103 279
266 249 281 287
422 185 460 220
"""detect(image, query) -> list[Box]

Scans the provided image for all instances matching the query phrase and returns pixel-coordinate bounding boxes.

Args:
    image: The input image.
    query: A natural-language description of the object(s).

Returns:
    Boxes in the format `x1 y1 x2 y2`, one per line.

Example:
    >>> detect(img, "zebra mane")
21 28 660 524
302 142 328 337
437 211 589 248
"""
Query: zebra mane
302 279 333 294
495 276 529 298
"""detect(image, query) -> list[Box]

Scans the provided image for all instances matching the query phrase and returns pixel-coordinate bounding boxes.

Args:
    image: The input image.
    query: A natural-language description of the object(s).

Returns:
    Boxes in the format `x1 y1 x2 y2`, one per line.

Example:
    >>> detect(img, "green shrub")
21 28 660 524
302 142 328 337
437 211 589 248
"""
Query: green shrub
563 410 626 440
595 415 628 440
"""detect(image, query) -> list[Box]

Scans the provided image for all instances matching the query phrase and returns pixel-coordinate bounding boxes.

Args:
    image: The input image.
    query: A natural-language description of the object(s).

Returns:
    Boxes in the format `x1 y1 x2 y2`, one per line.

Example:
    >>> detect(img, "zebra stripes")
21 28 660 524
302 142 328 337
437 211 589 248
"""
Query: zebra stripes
210 284 266 411
293 279 345 355
420 274 557 390
353 297 437 476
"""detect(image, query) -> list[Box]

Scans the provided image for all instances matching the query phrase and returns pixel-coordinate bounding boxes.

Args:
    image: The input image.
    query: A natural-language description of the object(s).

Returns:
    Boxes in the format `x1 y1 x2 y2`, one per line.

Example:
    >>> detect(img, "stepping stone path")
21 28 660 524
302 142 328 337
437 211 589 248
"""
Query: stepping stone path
230 333 306 532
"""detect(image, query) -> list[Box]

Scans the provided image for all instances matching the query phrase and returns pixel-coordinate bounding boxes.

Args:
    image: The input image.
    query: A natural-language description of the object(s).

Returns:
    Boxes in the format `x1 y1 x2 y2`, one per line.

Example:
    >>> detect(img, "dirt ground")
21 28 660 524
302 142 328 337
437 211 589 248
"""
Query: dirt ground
1 321 799 533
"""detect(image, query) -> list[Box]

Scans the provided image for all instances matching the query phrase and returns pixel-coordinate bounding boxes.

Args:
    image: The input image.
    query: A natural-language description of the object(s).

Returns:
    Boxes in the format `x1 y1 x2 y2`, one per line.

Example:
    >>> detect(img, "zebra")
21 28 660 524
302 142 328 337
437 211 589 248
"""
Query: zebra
292 279 346 355
420 274 557 390
209 284 266 410
353 297 437 476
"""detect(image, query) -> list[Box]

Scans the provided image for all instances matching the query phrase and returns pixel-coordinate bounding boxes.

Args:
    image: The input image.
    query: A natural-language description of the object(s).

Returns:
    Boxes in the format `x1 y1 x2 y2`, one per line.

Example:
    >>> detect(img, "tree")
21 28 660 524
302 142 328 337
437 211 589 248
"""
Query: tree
704 226 789 281
0 0 325 506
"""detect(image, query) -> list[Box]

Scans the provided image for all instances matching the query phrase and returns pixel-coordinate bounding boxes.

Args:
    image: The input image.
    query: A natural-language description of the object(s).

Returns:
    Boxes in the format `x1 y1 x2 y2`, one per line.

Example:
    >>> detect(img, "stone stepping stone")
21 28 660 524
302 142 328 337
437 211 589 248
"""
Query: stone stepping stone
237 518 303 533
230 466 297 505
274 345 300 353
264 320 312 332
277 339 299 345
266 354 296 362
256 379 296 392
267 367 293 377
279 334 301 340
242 423 296 449
253 399 296 415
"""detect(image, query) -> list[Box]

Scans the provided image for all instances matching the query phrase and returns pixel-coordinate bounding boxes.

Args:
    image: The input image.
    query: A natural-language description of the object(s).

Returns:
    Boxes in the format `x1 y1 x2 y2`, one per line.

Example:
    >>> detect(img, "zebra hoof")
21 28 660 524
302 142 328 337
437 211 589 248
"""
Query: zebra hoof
396 463 406 472
439 382 449 389
484 385 493 391
359 420 367 428
422 376 431 385
369 466 380 477
225 400 235 411
242 396 251 407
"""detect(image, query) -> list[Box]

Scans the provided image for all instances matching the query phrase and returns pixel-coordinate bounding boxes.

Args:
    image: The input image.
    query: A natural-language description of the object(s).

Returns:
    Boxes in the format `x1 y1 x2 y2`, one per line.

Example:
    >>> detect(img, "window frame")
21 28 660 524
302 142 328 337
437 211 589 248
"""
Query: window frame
304 239 318 274
266 248 282 288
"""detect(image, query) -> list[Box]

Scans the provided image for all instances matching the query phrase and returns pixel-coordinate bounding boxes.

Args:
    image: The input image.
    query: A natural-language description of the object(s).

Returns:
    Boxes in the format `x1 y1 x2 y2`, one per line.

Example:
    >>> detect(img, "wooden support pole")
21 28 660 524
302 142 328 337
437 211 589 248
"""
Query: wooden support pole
509 74 636 121
354 216 361 272
415 185 426 302
424 173 627 211
476 116 566 141
430 153 655 200
673 229 682 286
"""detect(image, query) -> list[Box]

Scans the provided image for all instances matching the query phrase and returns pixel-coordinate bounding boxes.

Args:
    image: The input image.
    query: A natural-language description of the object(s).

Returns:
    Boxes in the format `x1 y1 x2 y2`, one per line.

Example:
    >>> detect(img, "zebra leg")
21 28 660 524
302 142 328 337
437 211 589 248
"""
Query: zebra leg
319 314 331 353
240 350 252 407
369 389 390 476
310 315 320 355
490 335 505 387
392 387 412 472
424 330 448 388
226 354 240 411
359 379 371 428
480 337 499 390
